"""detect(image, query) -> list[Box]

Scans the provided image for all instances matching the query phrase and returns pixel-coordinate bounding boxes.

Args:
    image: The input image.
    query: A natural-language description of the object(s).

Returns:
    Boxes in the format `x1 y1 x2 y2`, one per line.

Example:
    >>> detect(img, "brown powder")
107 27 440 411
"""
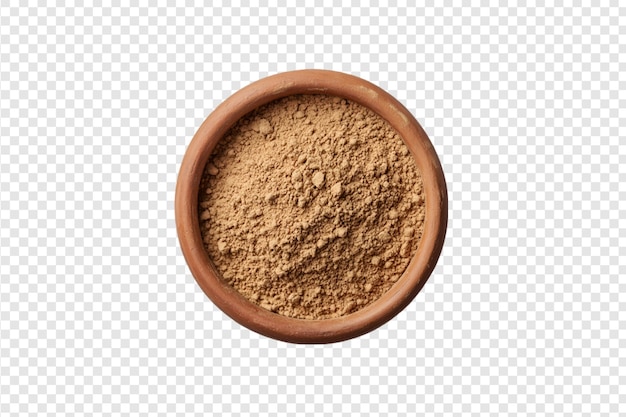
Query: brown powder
199 95 425 319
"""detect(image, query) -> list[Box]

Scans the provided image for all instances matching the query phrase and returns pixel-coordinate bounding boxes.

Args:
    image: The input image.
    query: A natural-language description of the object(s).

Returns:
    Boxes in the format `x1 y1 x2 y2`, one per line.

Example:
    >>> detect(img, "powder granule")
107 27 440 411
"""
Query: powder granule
199 95 425 319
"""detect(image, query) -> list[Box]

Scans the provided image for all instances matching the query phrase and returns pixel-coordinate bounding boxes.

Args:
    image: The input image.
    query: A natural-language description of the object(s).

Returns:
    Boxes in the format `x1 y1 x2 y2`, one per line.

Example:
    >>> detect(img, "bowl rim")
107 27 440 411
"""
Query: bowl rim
175 69 447 343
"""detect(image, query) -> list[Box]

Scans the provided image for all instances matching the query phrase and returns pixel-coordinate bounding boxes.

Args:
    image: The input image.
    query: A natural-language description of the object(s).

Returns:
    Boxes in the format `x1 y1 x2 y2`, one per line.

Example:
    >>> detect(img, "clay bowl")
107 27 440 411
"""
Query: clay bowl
176 69 447 343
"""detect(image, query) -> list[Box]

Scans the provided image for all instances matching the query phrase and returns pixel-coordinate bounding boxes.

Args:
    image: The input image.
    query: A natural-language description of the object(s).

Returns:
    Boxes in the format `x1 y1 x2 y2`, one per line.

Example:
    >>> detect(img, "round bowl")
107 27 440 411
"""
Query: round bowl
176 69 447 343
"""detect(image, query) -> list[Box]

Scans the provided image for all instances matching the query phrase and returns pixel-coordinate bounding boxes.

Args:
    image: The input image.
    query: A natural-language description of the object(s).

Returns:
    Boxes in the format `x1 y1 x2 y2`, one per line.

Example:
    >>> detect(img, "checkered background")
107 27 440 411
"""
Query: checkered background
1 2 624 416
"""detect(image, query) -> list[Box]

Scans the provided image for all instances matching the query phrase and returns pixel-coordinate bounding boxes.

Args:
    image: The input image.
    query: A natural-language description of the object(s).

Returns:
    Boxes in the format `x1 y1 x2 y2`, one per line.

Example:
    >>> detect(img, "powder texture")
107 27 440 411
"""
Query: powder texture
199 95 425 319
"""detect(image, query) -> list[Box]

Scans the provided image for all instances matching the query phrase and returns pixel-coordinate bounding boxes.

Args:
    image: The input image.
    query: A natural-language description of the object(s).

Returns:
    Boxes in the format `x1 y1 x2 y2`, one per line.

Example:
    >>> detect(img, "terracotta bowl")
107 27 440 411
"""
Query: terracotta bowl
176 69 447 343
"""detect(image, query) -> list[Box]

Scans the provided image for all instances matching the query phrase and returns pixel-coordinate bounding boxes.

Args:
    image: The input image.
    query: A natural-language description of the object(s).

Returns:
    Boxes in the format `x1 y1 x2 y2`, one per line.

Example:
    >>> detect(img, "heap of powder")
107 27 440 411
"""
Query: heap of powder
198 95 425 320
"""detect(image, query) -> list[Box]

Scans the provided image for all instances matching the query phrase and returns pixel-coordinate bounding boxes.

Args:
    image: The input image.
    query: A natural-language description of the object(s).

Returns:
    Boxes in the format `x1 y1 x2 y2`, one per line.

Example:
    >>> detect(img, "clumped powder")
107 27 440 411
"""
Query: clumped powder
199 95 425 319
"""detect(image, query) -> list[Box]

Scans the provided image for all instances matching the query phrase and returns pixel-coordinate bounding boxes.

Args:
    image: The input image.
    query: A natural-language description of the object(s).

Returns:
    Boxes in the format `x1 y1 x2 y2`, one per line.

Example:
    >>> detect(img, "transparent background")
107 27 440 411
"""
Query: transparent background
1 2 624 416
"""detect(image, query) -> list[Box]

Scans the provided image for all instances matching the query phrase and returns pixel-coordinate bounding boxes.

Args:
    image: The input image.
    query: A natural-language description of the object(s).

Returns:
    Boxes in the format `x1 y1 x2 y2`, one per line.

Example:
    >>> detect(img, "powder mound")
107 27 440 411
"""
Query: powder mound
199 95 426 320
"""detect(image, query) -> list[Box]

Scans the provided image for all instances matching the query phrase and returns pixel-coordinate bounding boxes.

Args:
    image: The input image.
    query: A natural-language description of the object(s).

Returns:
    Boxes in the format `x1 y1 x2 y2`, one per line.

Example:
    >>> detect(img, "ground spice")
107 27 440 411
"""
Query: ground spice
199 95 425 319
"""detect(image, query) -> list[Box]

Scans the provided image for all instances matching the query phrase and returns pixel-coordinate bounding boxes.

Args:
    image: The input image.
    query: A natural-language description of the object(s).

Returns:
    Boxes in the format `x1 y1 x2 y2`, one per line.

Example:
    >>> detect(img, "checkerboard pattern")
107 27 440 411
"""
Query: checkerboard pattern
1 3 624 416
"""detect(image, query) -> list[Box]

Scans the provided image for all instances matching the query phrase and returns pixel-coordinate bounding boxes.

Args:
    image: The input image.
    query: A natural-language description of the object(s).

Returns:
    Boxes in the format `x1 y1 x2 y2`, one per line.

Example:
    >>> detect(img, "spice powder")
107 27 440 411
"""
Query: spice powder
199 95 425 320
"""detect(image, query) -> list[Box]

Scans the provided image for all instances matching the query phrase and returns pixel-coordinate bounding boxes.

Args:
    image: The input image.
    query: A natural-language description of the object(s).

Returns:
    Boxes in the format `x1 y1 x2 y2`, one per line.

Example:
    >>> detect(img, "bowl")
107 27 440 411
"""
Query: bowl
175 69 447 343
